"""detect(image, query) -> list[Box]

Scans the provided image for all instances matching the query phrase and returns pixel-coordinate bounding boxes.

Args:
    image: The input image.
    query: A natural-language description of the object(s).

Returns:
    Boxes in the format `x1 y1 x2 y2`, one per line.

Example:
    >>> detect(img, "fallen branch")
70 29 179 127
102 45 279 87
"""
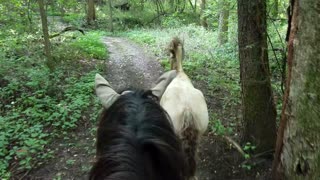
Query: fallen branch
147 12 168 25
222 135 246 157
241 149 274 165
49 26 85 39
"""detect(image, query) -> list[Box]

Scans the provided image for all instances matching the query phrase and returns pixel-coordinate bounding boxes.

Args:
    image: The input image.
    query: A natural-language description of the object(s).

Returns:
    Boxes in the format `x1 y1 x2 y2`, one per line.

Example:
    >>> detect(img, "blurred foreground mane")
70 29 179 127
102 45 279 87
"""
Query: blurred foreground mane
90 90 186 180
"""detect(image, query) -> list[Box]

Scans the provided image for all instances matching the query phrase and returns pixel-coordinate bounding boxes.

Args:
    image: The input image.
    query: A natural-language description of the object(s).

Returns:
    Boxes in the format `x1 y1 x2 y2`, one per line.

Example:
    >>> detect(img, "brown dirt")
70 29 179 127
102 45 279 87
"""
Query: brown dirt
27 37 272 180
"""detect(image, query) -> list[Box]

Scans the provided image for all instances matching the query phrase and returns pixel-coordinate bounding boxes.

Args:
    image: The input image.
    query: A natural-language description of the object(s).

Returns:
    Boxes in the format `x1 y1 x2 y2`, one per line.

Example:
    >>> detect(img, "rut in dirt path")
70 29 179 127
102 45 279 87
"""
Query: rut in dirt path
102 37 164 91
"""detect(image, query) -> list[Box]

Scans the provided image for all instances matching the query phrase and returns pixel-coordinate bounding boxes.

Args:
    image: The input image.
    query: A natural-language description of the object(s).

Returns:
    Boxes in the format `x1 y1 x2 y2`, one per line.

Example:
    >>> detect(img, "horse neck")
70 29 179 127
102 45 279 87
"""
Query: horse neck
93 142 150 180
175 45 184 73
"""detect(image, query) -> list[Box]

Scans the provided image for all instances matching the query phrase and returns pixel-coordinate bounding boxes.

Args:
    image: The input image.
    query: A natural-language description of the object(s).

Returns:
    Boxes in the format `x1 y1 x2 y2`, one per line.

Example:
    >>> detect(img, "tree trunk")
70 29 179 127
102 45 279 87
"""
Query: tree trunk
187 0 195 12
87 0 96 25
108 0 113 32
27 0 33 31
169 0 175 12
237 0 277 153
272 0 320 179
140 0 144 10
200 0 207 28
218 0 229 45
38 0 54 71
272 0 279 18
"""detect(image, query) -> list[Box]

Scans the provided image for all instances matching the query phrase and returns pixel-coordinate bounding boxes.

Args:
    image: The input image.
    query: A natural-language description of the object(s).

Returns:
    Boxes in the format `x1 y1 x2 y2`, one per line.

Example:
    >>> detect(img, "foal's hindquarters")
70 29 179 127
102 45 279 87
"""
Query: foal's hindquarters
160 73 209 180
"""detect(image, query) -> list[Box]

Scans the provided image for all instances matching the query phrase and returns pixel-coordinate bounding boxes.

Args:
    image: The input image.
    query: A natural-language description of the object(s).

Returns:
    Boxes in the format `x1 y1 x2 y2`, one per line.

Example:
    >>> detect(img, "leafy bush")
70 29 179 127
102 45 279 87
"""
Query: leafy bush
161 12 199 28
62 13 85 26
70 31 109 59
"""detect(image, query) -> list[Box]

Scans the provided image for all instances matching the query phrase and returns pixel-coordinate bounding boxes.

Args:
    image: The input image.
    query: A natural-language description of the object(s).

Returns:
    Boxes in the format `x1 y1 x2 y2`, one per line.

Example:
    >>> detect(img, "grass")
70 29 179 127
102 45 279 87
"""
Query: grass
71 31 109 59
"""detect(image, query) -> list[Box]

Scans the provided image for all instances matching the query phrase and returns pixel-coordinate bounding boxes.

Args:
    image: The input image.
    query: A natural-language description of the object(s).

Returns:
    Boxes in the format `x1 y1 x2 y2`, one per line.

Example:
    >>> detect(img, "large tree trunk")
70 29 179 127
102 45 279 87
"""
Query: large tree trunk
272 0 320 179
38 0 54 71
237 0 277 153
87 0 96 25
218 0 229 45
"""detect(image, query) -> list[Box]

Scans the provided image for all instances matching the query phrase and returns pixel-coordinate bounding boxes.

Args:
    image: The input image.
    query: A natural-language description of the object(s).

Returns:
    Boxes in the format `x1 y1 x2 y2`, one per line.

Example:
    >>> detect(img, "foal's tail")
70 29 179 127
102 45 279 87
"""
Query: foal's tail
181 109 199 178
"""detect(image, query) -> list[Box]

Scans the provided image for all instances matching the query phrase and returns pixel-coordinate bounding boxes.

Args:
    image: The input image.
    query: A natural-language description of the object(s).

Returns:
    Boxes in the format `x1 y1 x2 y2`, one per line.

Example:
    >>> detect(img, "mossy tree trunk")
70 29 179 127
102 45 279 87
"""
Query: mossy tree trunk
87 0 96 25
218 0 230 45
38 0 54 72
272 0 320 179
237 0 277 153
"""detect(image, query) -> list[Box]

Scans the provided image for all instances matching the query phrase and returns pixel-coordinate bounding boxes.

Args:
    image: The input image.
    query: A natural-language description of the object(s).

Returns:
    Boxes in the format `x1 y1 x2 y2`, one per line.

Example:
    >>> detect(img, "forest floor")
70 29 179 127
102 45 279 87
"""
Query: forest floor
28 37 272 180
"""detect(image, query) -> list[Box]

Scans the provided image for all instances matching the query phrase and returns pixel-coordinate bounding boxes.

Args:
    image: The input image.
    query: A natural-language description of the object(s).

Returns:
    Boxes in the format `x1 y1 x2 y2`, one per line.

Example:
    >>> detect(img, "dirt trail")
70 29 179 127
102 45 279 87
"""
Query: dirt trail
102 37 163 91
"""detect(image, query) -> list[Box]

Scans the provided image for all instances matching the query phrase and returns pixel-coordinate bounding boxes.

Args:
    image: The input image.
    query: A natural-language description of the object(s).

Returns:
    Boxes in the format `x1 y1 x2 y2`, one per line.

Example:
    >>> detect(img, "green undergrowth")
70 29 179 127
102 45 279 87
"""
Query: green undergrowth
61 13 86 26
70 31 109 59
0 30 107 178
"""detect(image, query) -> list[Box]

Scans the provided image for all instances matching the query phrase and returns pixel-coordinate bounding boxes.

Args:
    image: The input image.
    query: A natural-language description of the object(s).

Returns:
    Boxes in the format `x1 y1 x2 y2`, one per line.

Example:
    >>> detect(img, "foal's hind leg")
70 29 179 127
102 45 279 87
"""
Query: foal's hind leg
191 176 198 180
181 127 199 180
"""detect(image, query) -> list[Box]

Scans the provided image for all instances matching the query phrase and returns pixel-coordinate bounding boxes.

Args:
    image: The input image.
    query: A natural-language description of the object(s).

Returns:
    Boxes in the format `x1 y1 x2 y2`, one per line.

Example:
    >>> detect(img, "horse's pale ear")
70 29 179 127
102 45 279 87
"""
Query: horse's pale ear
95 74 120 109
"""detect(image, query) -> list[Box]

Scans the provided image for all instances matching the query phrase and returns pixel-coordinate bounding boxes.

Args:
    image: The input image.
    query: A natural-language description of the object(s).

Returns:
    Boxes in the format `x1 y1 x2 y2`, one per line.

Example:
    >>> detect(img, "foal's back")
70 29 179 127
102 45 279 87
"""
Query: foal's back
161 73 209 135
90 90 186 180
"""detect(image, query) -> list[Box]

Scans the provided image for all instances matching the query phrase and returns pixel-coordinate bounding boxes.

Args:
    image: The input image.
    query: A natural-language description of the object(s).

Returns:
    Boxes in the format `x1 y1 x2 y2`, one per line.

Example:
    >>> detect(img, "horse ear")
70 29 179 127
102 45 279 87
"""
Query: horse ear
95 74 120 109
151 70 177 99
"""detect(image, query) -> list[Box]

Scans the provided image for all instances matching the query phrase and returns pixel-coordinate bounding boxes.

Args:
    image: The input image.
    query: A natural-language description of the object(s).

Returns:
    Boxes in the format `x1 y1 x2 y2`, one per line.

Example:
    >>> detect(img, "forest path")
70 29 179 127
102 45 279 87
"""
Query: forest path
101 37 163 91
29 36 214 179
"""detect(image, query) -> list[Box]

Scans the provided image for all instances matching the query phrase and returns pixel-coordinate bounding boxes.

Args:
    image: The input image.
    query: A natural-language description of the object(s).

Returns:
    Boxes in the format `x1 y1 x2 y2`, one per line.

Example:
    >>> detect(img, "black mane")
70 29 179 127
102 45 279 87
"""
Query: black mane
90 90 186 180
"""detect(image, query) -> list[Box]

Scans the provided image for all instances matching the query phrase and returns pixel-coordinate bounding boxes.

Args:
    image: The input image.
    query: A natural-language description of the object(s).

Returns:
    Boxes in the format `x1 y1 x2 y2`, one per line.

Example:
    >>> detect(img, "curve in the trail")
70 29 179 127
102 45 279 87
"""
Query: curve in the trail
101 37 163 91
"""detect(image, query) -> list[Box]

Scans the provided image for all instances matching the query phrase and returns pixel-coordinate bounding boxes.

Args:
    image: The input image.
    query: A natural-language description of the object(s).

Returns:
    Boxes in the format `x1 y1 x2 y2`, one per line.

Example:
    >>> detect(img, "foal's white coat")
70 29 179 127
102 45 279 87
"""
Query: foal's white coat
160 38 209 180
160 38 208 136
160 72 208 135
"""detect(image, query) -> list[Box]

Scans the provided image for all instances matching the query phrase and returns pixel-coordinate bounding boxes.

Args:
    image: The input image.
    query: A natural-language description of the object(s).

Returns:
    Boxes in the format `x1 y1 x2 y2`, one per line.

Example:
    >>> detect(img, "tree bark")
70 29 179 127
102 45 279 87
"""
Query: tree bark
38 0 54 71
140 0 144 10
218 0 229 45
237 0 277 153
108 0 114 32
200 0 208 28
272 0 279 18
27 0 32 29
87 0 96 25
272 0 320 179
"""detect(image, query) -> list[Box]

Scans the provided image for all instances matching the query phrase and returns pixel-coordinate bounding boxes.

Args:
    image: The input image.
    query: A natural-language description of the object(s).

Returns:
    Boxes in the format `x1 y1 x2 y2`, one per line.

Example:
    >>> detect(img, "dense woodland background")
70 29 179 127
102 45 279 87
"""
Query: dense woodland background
0 0 319 179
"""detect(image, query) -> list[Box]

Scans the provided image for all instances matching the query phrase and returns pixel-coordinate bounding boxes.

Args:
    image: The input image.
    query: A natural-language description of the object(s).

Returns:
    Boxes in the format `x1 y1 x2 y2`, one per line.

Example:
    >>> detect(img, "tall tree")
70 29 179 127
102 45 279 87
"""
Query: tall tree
272 0 320 179
108 0 113 32
38 0 54 71
218 0 230 45
200 0 208 28
87 0 96 25
237 0 276 152
271 0 279 18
